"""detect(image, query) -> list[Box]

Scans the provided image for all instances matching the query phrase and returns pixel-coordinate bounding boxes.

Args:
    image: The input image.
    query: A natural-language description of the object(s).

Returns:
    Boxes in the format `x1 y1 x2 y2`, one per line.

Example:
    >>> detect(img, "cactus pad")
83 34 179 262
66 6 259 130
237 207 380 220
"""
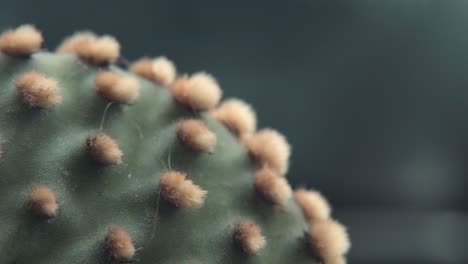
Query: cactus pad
0 25 350 264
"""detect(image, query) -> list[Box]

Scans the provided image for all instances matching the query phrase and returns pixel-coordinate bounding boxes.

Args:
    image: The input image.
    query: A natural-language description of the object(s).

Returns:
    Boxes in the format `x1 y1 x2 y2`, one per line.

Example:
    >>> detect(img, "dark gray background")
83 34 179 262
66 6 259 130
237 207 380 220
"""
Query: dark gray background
2 0 468 263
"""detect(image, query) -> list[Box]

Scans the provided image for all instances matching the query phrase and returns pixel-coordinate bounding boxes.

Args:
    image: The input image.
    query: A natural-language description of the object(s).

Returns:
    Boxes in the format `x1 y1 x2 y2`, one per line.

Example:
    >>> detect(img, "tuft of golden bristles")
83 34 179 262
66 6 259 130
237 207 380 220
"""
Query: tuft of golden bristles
245 128 291 175
15 71 62 108
57 32 96 53
210 98 257 140
86 132 123 165
160 171 207 208
105 226 136 261
234 220 266 255
58 32 120 65
129 58 153 81
309 219 350 261
0 24 43 56
323 255 347 264
176 119 216 153
130 56 176 86
28 185 59 218
95 71 139 104
170 72 222 111
294 189 331 223
254 166 292 206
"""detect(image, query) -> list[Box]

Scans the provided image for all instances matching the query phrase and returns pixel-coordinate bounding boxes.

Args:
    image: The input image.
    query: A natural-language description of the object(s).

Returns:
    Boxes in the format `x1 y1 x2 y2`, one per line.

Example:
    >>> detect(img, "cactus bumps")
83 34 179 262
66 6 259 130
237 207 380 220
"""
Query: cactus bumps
0 25 350 263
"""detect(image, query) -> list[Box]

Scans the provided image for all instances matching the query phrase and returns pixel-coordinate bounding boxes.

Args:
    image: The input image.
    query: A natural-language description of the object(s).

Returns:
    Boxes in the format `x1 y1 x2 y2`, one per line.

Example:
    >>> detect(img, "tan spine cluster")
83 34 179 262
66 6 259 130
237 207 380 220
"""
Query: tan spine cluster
58 32 120 65
95 71 139 104
0 24 43 56
160 171 207 208
28 185 59 218
176 119 216 153
294 189 331 222
105 227 136 261
15 71 62 108
210 98 257 139
309 219 350 261
245 128 290 175
234 220 266 255
323 255 347 264
57 32 96 53
170 73 222 111
130 56 176 86
294 189 349 261
254 167 292 206
86 132 123 165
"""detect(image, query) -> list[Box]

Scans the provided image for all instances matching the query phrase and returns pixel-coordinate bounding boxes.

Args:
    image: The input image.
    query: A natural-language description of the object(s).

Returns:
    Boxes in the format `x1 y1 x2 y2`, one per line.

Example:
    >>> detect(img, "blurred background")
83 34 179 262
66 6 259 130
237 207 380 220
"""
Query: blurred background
2 0 468 263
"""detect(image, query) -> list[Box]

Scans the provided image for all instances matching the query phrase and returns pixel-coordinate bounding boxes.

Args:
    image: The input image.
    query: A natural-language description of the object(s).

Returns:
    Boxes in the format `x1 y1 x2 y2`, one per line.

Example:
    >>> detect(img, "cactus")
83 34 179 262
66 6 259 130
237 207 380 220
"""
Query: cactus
0 25 350 264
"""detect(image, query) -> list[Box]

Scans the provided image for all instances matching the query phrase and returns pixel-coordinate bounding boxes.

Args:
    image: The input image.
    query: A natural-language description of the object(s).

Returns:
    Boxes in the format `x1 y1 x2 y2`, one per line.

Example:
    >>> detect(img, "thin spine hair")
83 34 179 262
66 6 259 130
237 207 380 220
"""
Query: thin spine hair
86 132 123 165
28 185 59 218
210 98 257 139
246 128 291 175
254 166 292 206
234 219 267 255
159 171 207 208
15 71 62 108
105 226 136 261
176 119 217 153
0 24 43 55
294 188 331 222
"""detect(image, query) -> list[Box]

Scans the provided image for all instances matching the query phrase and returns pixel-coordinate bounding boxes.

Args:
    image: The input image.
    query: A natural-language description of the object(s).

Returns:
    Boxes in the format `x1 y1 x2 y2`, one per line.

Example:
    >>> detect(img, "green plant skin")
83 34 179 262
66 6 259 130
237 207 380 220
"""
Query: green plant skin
0 52 316 264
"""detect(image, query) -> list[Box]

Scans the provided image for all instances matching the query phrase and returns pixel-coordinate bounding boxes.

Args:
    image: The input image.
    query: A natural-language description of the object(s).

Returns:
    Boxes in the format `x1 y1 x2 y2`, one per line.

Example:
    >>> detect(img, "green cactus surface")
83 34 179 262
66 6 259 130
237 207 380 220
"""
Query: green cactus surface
0 26 349 264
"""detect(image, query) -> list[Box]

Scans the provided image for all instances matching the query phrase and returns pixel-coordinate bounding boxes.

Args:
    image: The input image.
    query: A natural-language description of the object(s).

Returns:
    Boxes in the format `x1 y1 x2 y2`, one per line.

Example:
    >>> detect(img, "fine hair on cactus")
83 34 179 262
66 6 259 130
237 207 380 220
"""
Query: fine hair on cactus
0 24 350 263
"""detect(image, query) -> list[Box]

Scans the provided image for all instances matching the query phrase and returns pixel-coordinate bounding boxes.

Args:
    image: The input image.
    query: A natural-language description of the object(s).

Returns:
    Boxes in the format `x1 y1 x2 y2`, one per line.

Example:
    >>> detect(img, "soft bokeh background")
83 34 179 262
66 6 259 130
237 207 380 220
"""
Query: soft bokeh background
2 0 468 263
